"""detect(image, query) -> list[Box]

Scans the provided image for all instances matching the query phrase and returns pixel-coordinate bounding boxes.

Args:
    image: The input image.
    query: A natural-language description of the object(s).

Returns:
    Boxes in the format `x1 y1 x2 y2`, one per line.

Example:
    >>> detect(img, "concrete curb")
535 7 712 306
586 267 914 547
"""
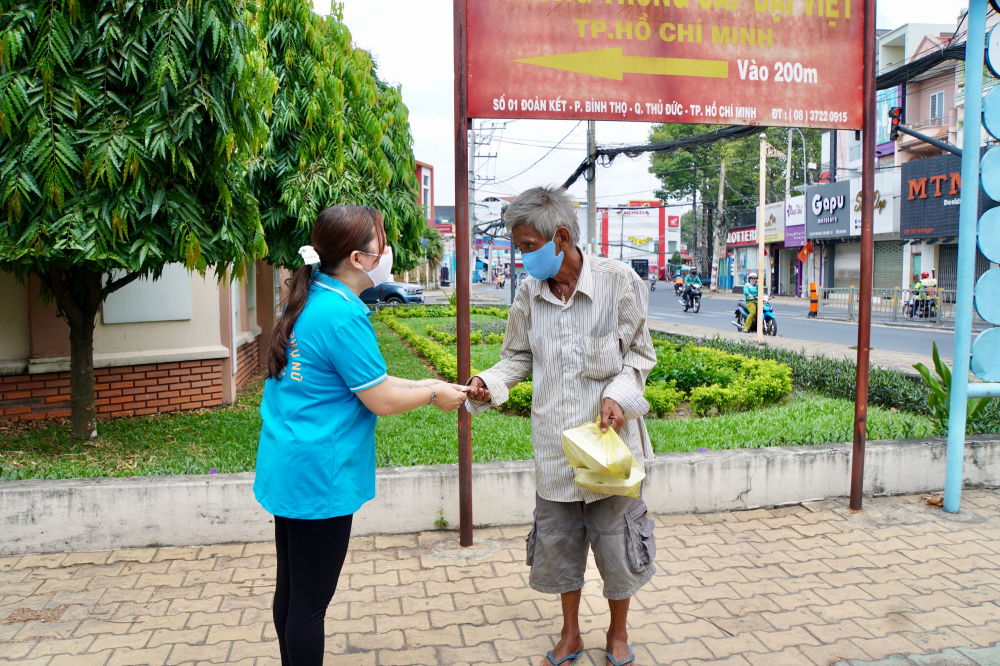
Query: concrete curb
2 436 998 556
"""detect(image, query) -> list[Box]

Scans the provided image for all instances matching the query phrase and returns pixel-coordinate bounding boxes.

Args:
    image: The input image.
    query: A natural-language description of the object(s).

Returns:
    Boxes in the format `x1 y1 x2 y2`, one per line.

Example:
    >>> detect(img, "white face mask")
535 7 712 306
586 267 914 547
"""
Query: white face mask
359 246 393 288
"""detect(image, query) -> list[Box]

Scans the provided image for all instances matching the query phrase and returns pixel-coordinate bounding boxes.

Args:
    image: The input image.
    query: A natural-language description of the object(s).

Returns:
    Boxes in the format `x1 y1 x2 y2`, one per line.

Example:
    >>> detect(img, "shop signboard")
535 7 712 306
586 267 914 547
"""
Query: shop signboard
849 172 898 236
467 0 865 130
726 226 757 247
900 151 998 239
784 195 806 248
758 201 785 243
805 181 852 239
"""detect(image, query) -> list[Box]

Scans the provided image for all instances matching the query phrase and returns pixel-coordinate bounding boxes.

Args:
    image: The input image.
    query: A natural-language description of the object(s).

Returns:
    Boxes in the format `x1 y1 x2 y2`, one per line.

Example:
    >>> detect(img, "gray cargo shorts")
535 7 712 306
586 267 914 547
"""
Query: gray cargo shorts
525 493 657 600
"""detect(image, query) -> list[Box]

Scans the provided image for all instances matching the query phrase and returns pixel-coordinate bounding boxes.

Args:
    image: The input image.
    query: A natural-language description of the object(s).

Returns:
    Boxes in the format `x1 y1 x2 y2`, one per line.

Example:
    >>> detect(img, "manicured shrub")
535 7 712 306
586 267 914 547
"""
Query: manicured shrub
485 332 504 345
651 331 929 415
379 313 467 381
378 304 511 319
505 382 533 417
647 344 793 416
645 381 683 416
426 326 457 345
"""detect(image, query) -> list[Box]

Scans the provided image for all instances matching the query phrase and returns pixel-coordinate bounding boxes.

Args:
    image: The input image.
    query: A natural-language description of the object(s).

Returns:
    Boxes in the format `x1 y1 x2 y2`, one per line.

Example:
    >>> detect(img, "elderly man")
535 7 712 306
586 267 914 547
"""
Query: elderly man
466 187 657 666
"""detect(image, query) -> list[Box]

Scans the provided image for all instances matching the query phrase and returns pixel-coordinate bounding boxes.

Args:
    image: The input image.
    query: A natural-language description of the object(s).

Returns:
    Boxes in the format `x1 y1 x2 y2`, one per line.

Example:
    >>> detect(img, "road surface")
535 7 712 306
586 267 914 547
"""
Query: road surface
473 281 956 359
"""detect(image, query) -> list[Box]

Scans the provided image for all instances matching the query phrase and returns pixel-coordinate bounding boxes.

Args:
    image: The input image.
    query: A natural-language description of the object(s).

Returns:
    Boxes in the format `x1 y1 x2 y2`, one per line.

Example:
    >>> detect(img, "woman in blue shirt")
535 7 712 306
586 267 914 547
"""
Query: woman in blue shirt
255 205 466 666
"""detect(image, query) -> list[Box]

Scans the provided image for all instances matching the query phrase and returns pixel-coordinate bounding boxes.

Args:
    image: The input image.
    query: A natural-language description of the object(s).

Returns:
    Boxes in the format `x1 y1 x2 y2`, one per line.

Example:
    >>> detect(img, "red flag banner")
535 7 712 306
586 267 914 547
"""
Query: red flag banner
467 0 864 130
797 240 814 263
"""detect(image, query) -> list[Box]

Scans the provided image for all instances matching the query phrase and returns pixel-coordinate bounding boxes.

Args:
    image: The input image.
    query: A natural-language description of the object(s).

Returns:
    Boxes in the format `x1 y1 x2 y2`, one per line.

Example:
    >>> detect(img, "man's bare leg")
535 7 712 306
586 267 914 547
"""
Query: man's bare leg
540 590 585 666
606 598 631 665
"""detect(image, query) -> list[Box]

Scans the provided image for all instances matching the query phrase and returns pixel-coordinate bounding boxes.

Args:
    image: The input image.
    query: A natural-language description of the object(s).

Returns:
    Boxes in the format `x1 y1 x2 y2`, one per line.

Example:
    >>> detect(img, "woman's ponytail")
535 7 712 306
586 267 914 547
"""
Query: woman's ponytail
266 265 314 379
265 205 386 380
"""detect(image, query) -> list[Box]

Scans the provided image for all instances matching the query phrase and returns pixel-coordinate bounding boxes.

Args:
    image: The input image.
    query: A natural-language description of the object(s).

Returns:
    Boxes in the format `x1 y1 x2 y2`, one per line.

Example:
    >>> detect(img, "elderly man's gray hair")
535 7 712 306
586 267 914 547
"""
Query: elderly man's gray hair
504 186 580 245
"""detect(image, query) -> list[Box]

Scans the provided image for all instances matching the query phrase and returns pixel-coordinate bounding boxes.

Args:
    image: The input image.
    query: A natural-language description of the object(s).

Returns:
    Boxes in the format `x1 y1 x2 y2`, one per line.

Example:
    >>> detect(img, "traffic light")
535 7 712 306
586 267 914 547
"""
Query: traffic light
889 107 902 141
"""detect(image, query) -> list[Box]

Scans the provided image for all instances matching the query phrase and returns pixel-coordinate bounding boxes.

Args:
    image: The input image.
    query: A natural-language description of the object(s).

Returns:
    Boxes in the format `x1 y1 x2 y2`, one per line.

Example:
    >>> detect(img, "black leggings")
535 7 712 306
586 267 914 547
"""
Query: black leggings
273 514 353 666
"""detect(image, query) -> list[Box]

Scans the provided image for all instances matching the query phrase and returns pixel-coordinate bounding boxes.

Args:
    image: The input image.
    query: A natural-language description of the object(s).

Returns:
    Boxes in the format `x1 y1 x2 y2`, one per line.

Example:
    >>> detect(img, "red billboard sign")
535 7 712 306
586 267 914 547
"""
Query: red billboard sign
467 0 863 130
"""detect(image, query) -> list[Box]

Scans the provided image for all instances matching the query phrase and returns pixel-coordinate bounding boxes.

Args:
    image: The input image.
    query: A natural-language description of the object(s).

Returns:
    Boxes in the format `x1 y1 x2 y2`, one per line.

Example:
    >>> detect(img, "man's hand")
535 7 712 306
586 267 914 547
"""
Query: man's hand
600 397 625 434
466 376 492 403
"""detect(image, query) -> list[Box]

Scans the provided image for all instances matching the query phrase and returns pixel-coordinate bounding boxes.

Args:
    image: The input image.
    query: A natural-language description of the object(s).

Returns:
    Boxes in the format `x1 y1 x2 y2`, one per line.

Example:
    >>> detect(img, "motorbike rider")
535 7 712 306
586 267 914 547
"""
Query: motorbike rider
683 267 701 305
649 270 657 291
743 272 759 332
919 271 936 318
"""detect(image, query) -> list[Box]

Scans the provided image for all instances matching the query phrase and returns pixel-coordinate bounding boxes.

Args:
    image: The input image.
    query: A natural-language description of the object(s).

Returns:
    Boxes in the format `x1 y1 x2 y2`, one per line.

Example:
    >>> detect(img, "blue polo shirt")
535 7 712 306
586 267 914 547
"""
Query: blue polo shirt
254 272 388 520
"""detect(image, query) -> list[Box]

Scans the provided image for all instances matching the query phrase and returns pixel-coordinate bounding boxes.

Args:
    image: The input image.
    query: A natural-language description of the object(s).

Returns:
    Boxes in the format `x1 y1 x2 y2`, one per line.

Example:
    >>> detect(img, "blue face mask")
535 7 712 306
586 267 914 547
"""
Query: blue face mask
520 241 564 280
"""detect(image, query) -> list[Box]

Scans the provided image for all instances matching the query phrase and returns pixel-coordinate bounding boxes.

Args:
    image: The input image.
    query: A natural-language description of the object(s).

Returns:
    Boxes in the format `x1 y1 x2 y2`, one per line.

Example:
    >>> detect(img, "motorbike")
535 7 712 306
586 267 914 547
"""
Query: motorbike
733 295 777 336
649 277 657 292
680 284 701 313
904 295 937 320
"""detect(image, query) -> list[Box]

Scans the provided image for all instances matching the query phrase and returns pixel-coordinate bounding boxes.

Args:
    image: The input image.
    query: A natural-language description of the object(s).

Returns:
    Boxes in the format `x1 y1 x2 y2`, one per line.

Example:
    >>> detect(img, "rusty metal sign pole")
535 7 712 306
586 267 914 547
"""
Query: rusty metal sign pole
849 0 878 511
453 0 473 547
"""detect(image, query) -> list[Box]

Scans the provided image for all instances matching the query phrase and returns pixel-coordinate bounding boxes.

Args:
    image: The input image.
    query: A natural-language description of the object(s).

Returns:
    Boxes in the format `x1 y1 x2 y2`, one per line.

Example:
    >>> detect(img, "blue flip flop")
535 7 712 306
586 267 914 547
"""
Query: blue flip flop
606 644 635 666
546 650 582 665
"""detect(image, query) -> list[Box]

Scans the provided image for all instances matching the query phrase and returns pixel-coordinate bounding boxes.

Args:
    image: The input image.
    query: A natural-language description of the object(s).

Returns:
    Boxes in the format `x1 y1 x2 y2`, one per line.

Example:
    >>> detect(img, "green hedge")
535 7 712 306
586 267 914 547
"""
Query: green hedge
379 313 468 382
646 381 684 416
651 331 929 415
425 324 503 346
378 304 510 319
649 343 793 416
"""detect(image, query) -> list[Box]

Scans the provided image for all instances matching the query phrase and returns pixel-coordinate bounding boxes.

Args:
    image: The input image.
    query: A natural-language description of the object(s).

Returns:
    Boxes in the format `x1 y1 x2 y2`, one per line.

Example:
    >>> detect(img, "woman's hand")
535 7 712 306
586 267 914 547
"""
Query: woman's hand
432 383 468 412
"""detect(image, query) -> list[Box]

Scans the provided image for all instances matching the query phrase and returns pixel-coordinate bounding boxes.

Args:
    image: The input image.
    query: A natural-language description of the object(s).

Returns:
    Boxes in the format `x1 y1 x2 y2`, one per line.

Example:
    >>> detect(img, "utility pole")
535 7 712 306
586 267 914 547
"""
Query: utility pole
587 121 597 256
785 129 793 200
619 209 625 261
830 130 838 183
757 133 767 344
691 170 698 267
469 121 476 287
711 160 726 293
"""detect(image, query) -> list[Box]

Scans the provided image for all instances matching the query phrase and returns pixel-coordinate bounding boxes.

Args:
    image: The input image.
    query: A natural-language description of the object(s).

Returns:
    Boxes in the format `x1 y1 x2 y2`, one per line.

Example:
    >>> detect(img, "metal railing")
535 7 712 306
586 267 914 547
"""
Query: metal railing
815 287 988 328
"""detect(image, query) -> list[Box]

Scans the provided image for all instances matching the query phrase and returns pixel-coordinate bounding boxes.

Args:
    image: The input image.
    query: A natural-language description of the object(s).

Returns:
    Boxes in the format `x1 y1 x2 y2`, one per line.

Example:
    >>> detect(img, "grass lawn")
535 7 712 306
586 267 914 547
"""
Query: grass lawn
646 393 933 452
0 317 934 481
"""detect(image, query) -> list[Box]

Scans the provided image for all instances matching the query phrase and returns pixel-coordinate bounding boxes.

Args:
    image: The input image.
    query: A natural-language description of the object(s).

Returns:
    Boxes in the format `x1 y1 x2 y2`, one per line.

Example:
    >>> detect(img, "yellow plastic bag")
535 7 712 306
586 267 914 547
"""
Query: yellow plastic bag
562 419 633 480
574 456 646 500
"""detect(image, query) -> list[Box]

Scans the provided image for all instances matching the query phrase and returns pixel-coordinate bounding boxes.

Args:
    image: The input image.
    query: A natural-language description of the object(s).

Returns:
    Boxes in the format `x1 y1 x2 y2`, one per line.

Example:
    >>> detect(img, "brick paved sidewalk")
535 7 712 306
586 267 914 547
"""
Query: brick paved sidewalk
2 490 1000 666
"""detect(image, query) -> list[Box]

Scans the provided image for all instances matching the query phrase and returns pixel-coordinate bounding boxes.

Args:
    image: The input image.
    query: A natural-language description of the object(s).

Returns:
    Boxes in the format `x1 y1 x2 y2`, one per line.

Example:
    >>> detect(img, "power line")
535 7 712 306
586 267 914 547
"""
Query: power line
491 121 583 185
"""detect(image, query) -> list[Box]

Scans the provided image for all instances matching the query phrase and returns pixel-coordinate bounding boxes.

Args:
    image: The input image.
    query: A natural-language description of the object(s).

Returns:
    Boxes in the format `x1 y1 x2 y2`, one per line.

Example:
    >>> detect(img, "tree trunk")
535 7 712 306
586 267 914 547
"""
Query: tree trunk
39 267 142 440
68 303 99 439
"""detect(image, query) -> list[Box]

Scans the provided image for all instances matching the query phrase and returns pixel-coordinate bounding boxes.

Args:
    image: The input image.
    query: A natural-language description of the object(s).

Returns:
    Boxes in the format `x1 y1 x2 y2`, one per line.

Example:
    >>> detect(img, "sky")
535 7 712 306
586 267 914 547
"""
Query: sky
312 0 970 208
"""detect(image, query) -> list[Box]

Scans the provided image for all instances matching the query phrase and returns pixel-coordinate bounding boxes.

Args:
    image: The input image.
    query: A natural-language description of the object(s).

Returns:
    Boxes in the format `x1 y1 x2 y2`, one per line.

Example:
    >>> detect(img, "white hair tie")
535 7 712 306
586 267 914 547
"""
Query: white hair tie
298 245 321 266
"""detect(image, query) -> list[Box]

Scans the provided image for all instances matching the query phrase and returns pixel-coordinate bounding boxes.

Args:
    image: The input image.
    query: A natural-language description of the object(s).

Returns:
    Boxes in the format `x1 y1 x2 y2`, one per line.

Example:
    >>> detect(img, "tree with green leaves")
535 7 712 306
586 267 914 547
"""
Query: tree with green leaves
0 0 277 438
252 0 424 272
647 124 821 271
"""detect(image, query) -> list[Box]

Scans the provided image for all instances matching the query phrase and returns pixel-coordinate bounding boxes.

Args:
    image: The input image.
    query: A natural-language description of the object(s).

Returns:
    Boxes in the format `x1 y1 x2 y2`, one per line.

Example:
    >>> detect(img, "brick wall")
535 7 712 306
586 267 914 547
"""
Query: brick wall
0 359 224 422
235 337 259 392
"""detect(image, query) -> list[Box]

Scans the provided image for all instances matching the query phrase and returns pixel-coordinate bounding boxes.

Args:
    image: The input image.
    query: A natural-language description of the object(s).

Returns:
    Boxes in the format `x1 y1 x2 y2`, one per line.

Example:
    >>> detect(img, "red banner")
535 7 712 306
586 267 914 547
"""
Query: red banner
467 0 863 130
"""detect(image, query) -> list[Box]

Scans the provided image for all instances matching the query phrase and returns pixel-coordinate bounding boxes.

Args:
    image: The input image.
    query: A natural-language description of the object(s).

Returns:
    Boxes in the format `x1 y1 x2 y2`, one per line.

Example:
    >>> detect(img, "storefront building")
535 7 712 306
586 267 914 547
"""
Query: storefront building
726 226 758 291
781 196 807 297
756 201 785 296
900 151 996 290
805 171 902 290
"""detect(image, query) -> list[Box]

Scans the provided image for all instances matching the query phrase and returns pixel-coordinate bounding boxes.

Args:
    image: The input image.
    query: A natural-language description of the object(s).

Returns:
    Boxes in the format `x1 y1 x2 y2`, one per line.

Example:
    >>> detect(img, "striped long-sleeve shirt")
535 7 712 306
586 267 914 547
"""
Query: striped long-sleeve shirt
466 251 657 503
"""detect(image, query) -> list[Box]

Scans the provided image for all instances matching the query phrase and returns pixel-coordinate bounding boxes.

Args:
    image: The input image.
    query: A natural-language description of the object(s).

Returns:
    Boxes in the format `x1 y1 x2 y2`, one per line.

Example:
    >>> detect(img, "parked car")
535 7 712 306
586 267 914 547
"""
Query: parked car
360 281 424 305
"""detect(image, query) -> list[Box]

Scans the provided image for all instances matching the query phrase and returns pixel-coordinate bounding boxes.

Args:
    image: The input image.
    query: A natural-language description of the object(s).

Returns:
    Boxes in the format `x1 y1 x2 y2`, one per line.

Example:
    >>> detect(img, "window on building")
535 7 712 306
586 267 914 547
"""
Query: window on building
930 91 944 122
668 240 678 253
423 174 429 187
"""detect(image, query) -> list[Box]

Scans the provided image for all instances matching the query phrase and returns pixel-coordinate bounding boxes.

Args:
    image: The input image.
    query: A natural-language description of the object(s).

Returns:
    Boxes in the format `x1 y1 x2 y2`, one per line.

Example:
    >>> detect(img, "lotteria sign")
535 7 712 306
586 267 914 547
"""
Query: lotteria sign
727 226 757 247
